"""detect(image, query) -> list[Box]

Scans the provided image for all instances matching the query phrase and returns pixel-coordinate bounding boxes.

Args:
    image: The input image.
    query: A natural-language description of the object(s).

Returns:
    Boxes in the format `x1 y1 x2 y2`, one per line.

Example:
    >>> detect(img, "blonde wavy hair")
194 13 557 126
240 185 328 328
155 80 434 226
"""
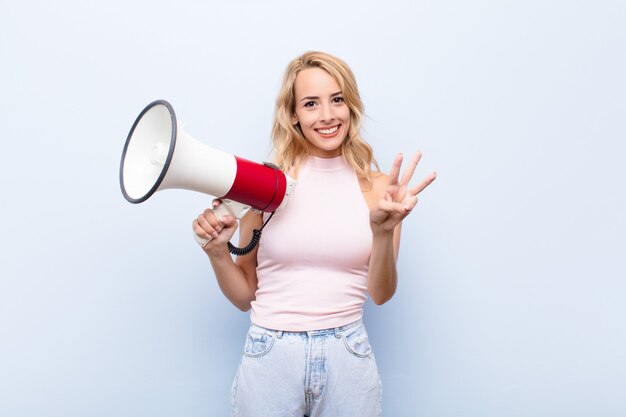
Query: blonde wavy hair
271 51 379 181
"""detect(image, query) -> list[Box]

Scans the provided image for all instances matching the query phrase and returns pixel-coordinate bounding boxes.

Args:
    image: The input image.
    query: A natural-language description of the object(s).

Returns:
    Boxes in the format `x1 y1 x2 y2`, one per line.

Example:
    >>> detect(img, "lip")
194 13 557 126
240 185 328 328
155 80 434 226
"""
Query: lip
314 124 342 138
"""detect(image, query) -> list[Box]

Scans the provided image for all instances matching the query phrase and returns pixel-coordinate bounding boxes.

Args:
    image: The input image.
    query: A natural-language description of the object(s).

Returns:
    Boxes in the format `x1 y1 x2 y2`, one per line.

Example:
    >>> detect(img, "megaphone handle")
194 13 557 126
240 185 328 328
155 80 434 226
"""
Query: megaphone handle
193 199 252 247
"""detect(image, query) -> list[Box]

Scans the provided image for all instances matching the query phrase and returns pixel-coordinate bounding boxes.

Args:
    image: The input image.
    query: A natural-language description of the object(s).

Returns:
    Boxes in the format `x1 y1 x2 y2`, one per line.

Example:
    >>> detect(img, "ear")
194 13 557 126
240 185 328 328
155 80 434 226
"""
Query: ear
291 113 298 125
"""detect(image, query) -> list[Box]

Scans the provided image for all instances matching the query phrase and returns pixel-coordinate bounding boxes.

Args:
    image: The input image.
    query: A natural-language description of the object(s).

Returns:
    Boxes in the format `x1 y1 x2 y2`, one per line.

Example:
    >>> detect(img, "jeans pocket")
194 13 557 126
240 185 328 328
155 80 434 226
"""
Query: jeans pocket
243 326 276 358
340 323 373 358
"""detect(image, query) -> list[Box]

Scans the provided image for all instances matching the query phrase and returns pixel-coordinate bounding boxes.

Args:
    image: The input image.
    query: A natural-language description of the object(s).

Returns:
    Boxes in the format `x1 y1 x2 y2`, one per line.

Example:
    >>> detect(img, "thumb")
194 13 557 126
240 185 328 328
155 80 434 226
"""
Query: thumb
217 215 237 228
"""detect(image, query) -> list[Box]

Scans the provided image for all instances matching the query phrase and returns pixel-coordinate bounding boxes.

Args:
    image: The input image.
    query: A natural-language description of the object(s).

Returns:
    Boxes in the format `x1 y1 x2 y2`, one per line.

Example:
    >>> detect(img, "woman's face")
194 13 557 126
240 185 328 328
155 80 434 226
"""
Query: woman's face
291 68 350 158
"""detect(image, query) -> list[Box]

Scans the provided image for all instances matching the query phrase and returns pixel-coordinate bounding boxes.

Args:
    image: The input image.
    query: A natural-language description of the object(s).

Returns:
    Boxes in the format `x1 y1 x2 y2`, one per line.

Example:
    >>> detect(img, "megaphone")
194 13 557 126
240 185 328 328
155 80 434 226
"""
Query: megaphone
119 99 296 254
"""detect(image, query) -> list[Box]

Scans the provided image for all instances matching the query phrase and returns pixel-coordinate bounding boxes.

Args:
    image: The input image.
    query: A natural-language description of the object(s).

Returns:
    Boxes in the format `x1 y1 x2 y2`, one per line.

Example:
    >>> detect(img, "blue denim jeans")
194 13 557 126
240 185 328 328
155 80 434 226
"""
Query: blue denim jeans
230 319 382 417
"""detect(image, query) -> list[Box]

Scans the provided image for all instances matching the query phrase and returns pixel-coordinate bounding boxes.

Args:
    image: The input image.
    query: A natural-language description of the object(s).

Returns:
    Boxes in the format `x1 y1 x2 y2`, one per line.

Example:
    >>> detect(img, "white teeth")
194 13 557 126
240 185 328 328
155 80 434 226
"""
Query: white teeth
317 126 339 135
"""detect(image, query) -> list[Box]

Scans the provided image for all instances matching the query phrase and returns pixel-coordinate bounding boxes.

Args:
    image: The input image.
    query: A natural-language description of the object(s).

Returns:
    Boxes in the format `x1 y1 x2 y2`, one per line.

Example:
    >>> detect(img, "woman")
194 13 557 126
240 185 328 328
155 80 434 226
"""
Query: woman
193 51 436 417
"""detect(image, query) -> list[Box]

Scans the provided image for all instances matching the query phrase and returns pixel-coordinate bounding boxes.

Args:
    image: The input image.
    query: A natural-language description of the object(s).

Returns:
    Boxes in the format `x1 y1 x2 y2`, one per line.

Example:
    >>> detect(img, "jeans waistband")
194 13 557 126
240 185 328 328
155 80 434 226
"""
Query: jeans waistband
250 319 363 339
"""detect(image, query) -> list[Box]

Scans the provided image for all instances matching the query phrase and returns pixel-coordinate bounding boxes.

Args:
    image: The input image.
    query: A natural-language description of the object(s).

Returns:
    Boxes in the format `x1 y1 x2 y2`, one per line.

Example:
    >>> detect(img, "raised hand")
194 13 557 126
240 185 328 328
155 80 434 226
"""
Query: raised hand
369 152 436 233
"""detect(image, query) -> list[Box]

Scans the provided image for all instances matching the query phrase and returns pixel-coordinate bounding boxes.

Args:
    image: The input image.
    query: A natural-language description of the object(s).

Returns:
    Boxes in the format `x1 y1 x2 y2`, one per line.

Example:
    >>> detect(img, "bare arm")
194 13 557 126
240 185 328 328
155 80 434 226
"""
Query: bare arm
367 222 402 305
366 152 436 305
192 206 261 311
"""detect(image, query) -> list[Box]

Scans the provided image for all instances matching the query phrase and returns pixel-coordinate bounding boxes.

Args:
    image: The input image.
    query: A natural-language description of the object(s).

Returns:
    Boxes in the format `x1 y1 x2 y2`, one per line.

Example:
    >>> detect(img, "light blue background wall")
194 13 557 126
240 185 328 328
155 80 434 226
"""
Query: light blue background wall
1 0 624 416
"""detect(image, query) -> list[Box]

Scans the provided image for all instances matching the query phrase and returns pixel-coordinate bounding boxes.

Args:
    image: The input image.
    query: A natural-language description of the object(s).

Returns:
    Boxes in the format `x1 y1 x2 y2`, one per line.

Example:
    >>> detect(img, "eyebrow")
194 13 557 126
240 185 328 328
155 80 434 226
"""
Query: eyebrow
299 91 343 102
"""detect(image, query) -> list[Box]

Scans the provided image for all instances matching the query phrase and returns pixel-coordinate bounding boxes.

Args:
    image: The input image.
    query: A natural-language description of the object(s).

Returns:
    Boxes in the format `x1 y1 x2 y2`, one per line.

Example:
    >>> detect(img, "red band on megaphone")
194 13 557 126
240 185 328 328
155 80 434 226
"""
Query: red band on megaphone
223 157 287 212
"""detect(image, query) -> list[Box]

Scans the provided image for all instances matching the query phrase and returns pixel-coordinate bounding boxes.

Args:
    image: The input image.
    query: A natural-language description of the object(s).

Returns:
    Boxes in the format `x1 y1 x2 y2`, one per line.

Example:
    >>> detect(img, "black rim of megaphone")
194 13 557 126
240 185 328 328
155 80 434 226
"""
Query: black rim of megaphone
119 99 177 204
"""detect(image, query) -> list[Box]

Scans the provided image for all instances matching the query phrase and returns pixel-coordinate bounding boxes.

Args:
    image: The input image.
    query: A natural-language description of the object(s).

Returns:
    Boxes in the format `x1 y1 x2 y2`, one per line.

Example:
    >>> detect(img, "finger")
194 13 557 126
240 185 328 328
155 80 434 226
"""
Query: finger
202 208 227 227
410 171 437 195
399 151 422 186
200 210 220 227
218 215 237 227
387 153 403 185
197 211 222 238
378 199 409 215
203 207 220 220
192 219 212 240
403 195 418 212
197 218 218 239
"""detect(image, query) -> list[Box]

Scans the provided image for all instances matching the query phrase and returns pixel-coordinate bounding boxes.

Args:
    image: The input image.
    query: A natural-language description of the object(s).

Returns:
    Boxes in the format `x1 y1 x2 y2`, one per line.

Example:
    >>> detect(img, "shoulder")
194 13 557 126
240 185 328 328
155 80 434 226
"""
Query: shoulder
370 171 389 193
372 170 388 183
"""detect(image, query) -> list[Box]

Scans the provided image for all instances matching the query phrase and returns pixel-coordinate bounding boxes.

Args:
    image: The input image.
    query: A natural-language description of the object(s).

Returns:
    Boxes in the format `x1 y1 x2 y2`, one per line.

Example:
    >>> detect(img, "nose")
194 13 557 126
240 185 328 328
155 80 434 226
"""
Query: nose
319 104 335 124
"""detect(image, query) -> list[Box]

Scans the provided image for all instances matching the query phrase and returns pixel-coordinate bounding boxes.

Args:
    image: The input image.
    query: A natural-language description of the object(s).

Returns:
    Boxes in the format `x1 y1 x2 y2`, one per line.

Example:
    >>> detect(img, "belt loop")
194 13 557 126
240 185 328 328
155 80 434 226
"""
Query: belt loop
275 330 284 339
333 327 341 338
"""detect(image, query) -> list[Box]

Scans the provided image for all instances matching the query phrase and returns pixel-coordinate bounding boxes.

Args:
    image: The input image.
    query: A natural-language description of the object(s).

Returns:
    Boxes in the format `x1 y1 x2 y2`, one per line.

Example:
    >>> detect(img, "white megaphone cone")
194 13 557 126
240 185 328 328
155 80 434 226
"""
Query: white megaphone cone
119 100 296 254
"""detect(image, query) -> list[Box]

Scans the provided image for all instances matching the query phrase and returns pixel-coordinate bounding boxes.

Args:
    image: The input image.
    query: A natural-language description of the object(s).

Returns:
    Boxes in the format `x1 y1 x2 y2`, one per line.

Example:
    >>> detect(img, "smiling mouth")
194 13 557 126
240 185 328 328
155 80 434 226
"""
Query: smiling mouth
315 125 341 136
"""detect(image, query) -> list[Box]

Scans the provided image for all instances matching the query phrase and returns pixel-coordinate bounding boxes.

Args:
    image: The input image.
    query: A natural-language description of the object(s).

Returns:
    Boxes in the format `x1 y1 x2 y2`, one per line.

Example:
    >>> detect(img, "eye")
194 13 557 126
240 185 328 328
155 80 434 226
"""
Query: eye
332 96 345 104
303 101 316 107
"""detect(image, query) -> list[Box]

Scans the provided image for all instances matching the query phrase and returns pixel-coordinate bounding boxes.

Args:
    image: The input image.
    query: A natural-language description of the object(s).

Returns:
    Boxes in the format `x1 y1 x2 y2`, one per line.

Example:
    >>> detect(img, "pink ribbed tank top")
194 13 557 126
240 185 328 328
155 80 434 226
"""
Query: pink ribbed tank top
251 155 372 331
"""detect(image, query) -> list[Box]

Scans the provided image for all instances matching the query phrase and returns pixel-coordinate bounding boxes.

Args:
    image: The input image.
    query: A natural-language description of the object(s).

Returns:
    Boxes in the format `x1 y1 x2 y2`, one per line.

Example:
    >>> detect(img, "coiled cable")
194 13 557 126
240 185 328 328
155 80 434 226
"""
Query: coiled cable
227 211 276 256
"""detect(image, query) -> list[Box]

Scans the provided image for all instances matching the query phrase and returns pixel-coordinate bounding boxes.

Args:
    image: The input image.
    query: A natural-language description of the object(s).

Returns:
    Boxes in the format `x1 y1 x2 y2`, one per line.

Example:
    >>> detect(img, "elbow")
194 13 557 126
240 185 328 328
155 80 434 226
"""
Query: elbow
235 302 252 312
368 272 397 305
370 291 395 305
369 284 396 305
233 294 255 312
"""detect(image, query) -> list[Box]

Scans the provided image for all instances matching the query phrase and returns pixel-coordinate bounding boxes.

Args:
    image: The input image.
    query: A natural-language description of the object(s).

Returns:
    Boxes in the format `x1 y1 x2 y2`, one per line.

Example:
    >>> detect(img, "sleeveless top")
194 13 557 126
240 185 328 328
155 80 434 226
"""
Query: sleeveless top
250 155 372 331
